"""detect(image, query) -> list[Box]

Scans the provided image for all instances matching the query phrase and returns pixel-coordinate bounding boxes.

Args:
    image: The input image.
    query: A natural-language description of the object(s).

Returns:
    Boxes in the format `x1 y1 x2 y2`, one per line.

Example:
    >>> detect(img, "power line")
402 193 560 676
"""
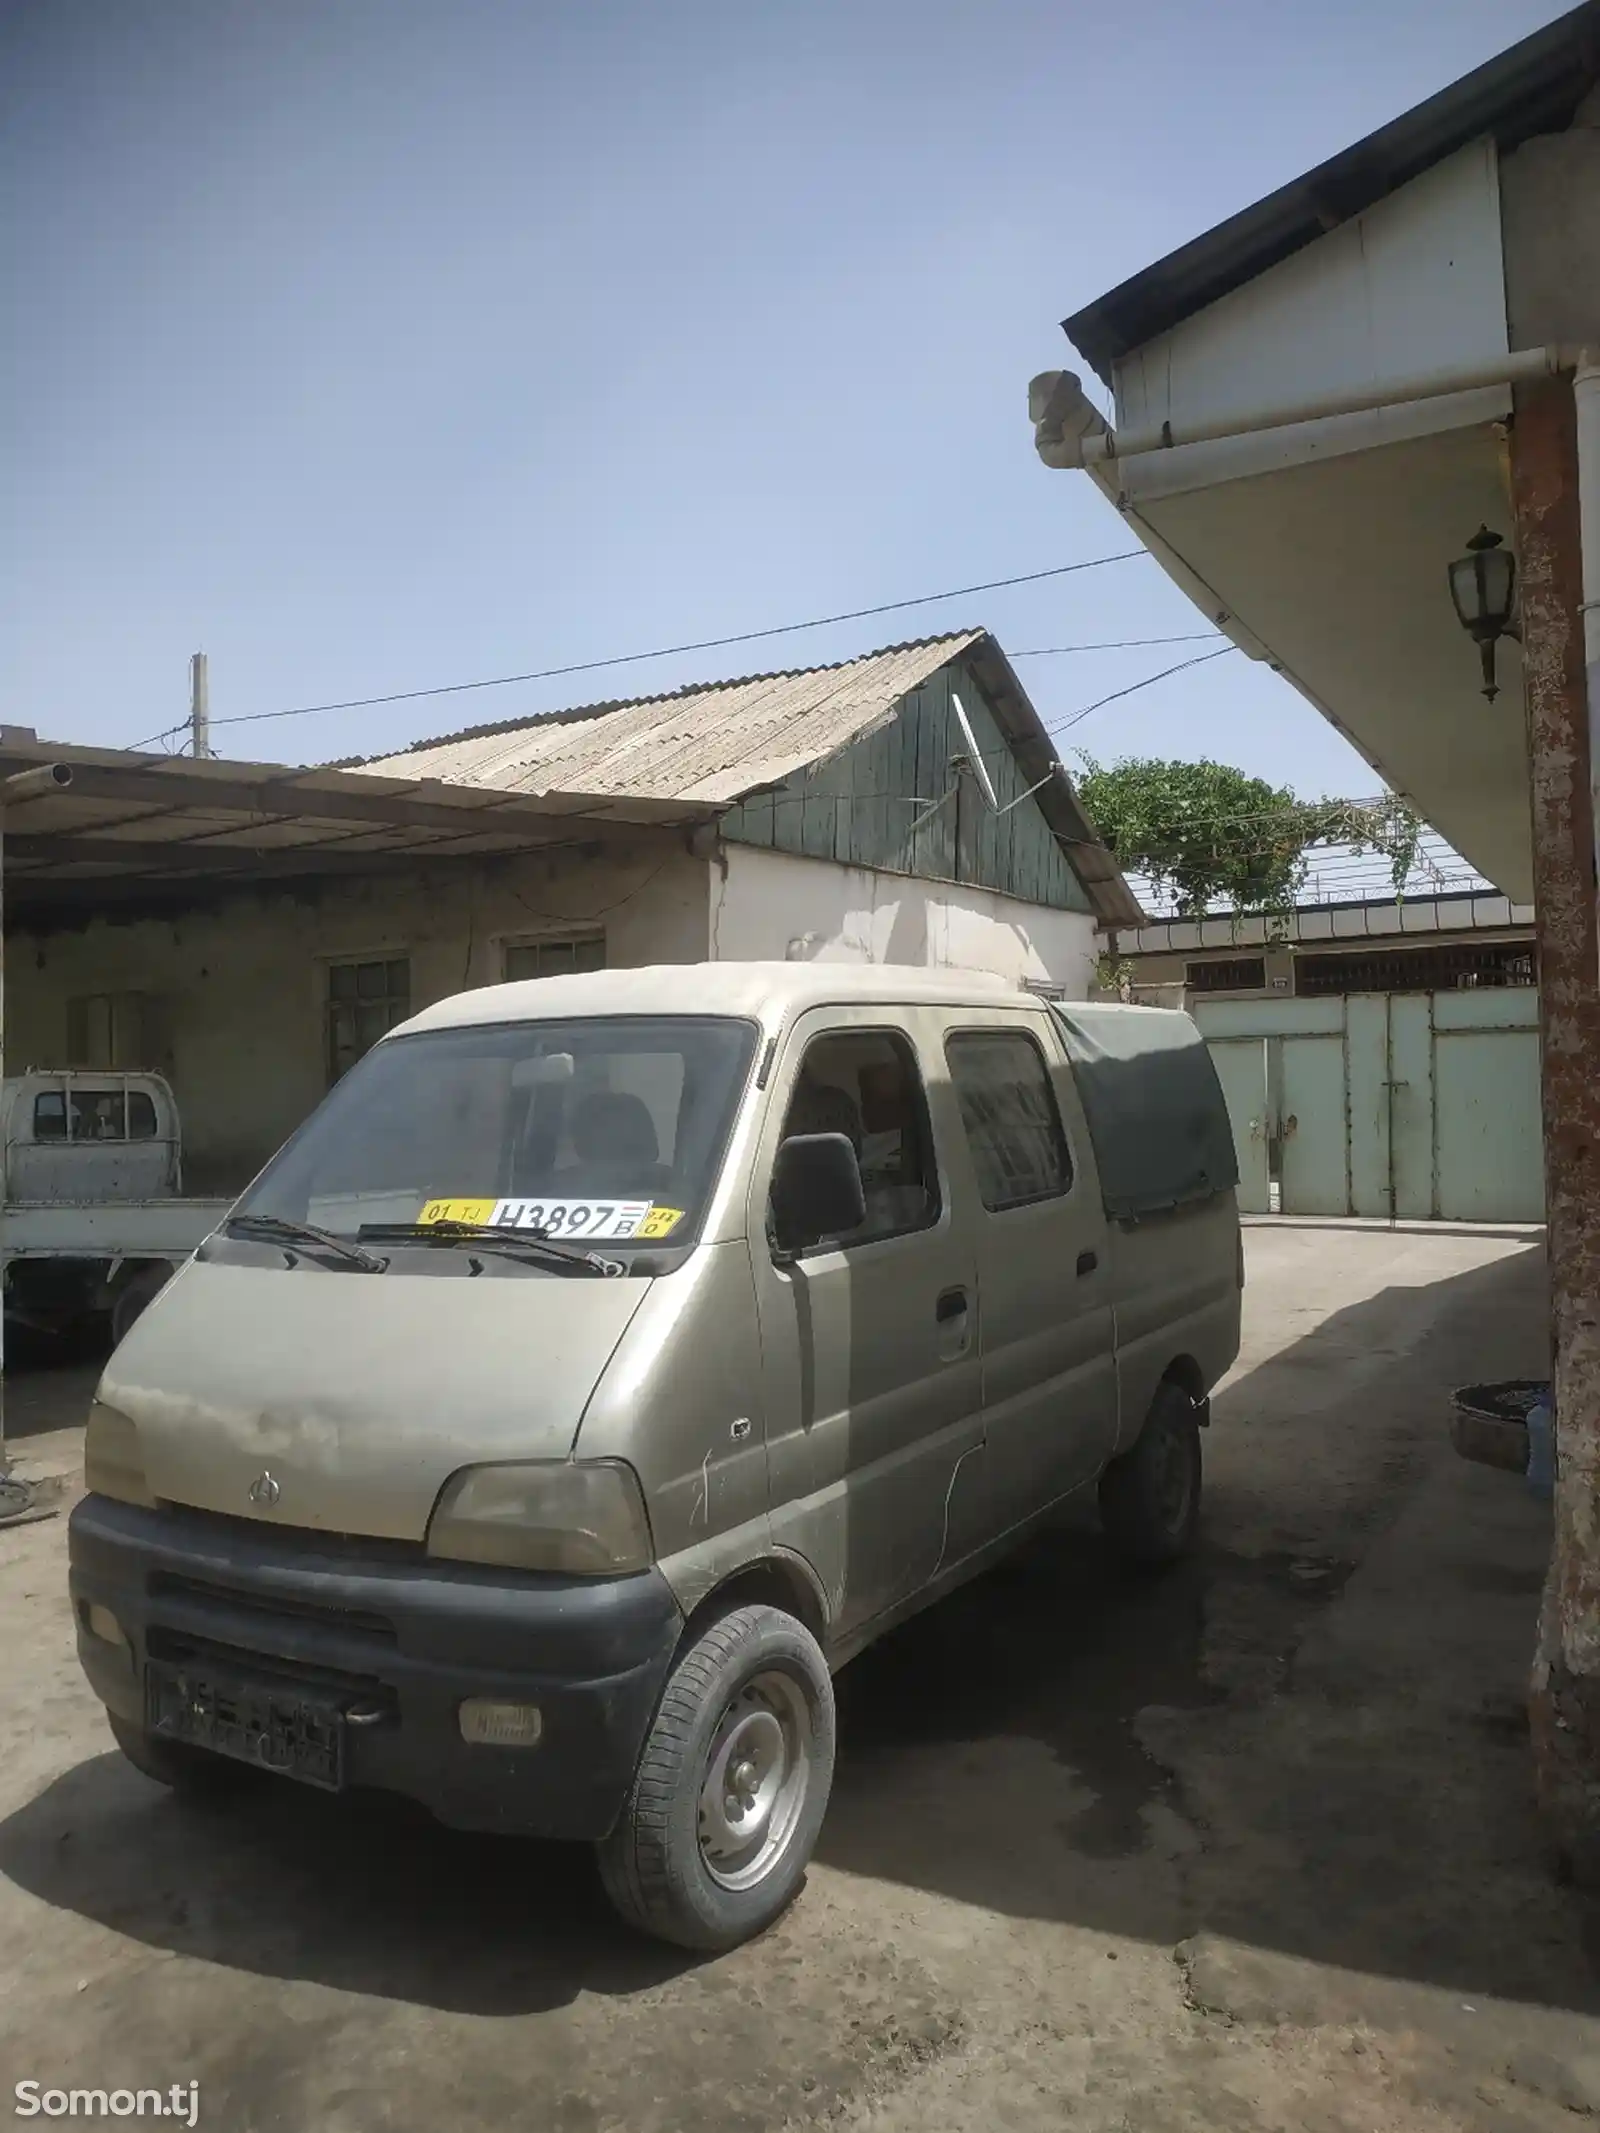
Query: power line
1127 838 1492 904
1060 791 1434 835
654 779 1425 822
1126 830 1464 860
1044 646 1240 734
113 571 1468 865
1132 850 1480 879
129 548 1152 750
1012 632 1223 657
1293 858 1477 879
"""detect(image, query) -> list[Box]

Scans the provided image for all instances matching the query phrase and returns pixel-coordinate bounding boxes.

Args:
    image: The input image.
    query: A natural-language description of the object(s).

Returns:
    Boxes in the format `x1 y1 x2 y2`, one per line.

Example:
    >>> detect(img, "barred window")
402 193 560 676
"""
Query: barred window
326 958 410 1083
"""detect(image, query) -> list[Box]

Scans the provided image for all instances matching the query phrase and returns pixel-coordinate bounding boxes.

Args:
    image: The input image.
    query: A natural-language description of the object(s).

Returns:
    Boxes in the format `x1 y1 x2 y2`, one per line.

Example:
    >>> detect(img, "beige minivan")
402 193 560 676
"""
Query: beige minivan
71 963 1241 1950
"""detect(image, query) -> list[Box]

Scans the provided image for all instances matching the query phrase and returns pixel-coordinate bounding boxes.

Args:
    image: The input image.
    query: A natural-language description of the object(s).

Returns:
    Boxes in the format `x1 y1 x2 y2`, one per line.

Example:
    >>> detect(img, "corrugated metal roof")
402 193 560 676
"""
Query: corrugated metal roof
351 628 1142 929
353 632 986 803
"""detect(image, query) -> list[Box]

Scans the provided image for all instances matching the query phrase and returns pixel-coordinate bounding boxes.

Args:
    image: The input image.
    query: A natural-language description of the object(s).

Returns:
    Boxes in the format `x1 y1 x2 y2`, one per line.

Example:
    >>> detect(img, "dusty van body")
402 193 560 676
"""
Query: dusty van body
69 963 1240 1950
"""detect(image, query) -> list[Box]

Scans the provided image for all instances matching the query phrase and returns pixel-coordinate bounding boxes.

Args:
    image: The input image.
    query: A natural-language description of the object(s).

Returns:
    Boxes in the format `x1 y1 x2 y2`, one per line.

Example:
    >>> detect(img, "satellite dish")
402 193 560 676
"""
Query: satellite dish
949 693 1000 812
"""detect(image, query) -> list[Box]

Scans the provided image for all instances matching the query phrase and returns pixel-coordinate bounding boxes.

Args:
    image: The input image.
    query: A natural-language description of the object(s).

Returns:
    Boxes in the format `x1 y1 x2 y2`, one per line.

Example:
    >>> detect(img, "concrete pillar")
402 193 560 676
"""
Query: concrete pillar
1513 376 1600 1871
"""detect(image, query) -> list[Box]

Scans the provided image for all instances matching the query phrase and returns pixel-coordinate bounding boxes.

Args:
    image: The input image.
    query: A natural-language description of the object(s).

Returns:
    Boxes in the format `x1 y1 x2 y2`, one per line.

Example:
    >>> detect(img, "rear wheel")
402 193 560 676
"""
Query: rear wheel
1099 1379 1202 1568
597 1603 835 1951
108 1712 249 1799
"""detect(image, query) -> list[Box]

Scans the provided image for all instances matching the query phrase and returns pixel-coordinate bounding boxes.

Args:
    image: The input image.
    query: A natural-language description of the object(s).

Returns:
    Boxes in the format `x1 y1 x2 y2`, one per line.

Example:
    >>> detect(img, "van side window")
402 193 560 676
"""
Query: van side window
946 1030 1073 1212
776 1030 939 1248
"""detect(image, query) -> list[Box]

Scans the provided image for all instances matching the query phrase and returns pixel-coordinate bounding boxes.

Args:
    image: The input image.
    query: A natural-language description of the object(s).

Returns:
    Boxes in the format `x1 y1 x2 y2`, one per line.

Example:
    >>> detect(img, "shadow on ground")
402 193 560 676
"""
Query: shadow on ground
0 1762 682 2016
2 1238 1592 2027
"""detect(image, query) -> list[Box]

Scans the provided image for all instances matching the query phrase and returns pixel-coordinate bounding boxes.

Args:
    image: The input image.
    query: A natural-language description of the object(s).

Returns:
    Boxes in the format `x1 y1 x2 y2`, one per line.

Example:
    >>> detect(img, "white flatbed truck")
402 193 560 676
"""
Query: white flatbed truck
3 1072 232 1347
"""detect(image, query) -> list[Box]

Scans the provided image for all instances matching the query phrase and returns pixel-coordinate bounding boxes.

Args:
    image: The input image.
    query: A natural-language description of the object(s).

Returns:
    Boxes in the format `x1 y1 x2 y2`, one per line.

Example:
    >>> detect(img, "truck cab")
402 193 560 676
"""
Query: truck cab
2 1072 181 1204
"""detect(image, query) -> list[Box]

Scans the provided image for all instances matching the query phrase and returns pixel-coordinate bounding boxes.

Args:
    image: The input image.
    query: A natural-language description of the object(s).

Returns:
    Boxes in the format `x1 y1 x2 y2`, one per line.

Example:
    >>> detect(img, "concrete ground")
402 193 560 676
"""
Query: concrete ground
0 1225 1595 2132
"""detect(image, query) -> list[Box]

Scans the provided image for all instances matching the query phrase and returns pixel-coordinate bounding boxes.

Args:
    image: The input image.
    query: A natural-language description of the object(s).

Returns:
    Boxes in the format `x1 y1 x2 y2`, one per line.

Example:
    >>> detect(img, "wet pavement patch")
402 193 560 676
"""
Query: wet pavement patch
833 1530 1356 1864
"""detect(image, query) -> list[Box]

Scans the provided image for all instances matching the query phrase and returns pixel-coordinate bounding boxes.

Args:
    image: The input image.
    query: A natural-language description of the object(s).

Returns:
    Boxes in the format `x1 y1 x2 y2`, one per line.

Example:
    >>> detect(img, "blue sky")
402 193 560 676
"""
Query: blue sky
2 0 1572 795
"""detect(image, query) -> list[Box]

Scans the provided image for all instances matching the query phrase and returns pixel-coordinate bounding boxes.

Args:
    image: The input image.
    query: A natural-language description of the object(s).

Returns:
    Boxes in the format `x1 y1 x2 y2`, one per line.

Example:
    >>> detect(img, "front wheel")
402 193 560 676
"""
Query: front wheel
1098 1379 1202 1568
597 1603 835 1951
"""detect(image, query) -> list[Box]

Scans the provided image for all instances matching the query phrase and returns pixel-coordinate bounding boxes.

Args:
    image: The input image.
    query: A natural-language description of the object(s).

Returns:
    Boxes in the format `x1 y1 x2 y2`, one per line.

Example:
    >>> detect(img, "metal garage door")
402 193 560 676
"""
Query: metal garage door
1194 990 1543 1221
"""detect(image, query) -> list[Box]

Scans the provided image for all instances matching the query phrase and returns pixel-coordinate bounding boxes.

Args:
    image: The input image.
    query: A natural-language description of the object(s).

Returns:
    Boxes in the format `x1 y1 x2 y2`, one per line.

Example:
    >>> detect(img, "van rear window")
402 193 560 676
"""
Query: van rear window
1051 1005 1238 1222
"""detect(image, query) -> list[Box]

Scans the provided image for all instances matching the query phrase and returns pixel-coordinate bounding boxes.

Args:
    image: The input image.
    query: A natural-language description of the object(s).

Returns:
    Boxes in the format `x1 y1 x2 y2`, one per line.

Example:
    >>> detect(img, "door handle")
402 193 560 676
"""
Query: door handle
1076 1249 1098 1278
934 1285 971 1362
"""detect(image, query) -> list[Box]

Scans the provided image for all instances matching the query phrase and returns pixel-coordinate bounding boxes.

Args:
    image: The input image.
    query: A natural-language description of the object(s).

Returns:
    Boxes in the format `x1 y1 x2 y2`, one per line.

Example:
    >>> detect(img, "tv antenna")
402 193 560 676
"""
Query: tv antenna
950 692 1000 811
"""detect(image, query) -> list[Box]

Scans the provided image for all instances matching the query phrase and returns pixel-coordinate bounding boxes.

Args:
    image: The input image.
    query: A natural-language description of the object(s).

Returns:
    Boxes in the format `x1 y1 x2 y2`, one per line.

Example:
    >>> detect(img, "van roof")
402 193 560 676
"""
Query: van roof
1053 998 1193 1028
398 960 1031 1037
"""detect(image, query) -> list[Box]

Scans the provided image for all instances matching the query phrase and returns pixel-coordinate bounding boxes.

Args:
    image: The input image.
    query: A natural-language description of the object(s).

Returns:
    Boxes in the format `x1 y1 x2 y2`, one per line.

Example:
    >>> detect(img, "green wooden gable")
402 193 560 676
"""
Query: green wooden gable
718 652 1093 915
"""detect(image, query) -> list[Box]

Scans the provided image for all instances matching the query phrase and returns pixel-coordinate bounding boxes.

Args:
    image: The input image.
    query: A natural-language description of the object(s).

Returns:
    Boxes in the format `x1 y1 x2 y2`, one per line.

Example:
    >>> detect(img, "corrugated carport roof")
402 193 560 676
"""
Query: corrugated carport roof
0 728 709 914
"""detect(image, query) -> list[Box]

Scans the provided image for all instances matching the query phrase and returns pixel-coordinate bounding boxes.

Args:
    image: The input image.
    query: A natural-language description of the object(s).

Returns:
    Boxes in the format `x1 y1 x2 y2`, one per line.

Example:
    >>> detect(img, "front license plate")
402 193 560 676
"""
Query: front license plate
145 1661 346 1791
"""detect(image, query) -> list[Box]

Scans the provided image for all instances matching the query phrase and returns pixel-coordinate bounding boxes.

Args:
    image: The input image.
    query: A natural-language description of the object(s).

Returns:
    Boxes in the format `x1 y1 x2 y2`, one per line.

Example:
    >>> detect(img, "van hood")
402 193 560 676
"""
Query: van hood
98 1259 650 1541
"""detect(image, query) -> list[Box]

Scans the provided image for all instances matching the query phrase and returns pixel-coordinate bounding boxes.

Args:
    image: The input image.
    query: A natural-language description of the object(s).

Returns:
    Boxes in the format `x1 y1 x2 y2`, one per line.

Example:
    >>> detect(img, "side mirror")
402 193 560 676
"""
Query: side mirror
771 1132 866 1257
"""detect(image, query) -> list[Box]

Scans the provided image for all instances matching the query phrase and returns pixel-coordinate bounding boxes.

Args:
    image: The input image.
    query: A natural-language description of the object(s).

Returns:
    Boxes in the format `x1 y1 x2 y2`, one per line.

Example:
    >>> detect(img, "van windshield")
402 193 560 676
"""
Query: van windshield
232 1015 758 1249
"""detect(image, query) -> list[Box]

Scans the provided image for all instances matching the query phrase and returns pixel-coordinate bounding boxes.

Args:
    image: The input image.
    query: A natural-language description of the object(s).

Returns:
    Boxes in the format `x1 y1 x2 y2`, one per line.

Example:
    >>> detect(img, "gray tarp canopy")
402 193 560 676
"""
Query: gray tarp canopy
1052 1001 1239 1222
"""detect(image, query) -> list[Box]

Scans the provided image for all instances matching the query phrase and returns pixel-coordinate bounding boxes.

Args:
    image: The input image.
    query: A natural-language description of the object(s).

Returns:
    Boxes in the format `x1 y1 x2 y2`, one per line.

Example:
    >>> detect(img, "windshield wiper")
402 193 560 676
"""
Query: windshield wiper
356 1221 624 1278
224 1214 387 1273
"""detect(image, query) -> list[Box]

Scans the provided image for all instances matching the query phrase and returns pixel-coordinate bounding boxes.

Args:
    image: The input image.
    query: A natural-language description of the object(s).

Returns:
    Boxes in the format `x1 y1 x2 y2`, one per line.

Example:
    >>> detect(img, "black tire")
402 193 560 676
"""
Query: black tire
108 1712 249 1799
109 1265 172 1350
1099 1379 1202 1568
597 1603 835 1952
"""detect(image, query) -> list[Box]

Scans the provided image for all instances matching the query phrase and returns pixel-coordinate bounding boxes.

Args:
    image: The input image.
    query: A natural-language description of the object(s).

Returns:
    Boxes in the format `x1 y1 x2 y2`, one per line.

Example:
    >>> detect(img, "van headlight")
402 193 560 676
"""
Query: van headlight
426 1461 653 1576
84 1402 155 1508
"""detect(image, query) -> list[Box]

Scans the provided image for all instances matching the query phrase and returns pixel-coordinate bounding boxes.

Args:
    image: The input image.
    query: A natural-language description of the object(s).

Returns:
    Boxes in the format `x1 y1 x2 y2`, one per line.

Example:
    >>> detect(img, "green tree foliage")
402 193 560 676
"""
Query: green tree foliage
1075 756 1423 917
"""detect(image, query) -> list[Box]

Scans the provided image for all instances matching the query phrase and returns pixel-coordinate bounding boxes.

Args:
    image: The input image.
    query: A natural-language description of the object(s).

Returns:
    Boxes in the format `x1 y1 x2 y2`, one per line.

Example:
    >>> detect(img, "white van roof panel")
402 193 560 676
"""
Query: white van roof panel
398 960 1024 1038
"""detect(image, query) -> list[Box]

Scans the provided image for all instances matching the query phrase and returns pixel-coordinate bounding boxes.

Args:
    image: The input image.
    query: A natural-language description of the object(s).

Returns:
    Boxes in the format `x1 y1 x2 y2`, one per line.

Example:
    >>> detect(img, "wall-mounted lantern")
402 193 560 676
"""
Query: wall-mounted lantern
1447 526 1518 701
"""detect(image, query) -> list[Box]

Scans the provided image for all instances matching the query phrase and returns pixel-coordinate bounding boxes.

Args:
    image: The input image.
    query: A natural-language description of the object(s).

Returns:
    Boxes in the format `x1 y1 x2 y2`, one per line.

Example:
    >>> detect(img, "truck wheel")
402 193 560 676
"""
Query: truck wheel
109 1266 171 1350
1099 1379 1202 1569
107 1712 249 1799
597 1603 835 1951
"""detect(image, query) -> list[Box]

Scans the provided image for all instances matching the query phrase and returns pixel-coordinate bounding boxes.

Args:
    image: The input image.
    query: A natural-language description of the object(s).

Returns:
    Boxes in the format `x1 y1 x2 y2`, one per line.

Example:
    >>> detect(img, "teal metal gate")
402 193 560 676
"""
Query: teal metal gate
1194 989 1543 1222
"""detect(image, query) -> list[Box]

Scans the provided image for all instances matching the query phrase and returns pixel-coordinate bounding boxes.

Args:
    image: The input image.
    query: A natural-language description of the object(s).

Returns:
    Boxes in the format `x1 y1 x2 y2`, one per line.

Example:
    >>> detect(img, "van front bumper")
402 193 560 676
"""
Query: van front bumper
68 1492 684 1842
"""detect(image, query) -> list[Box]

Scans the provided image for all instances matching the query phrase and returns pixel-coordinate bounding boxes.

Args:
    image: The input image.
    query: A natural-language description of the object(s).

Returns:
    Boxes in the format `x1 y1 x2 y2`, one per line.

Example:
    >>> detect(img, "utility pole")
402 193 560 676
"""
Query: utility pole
190 652 210 759
0 762 74 1526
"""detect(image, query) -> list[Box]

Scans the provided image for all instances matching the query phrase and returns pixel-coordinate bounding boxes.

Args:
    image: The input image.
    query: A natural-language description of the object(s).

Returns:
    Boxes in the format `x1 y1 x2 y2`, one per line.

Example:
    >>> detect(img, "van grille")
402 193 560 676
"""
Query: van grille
147 1570 398 1647
144 1624 394 1707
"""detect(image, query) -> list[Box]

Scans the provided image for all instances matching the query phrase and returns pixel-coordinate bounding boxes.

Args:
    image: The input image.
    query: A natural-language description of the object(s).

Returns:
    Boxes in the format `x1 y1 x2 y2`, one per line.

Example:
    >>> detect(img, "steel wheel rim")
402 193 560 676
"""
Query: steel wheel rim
697 1668 814 1892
